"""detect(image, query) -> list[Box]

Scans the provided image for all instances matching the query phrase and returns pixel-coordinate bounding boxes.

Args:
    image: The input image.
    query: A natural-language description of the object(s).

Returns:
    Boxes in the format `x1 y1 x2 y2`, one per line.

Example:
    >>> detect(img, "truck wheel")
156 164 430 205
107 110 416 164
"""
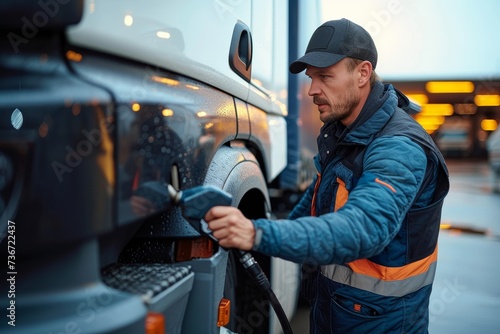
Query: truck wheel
223 190 271 334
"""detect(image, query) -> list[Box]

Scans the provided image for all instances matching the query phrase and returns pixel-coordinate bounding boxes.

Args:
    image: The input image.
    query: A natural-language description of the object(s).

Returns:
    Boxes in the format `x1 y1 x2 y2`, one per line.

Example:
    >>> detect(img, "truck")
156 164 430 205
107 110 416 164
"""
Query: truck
0 0 323 333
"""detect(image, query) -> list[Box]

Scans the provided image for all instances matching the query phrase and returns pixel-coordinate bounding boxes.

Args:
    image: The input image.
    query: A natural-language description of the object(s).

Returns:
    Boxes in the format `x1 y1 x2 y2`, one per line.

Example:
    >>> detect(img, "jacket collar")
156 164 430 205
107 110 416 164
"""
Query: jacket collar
316 83 405 166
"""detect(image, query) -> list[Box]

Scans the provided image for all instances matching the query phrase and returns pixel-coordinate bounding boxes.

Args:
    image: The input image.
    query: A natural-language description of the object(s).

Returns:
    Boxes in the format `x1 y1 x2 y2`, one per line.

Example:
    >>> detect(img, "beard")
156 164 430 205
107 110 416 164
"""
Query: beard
315 82 360 124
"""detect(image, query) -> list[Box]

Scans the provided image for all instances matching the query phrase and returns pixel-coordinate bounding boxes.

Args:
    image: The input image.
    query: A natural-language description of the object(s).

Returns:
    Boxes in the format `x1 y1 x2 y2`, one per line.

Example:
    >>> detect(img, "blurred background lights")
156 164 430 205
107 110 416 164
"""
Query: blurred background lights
162 108 174 117
425 81 475 94
124 15 133 26
474 94 500 107
481 119 498 131
132 103 141 112
156 31 171 39
11 108 23 130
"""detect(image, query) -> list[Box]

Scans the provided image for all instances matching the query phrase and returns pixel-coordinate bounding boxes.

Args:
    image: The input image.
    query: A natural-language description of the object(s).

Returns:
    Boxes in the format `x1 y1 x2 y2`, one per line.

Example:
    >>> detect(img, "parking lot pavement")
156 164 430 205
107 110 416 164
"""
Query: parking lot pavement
429 232 500 333
440 159 500 235
430 159 500 333
291 159 500 333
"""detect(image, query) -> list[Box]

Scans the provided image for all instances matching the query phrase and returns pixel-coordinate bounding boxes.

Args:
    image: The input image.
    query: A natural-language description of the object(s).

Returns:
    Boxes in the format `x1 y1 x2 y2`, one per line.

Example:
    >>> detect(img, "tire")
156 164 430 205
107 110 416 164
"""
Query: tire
207 146 272 333
224 249 270 334
223 190 271 334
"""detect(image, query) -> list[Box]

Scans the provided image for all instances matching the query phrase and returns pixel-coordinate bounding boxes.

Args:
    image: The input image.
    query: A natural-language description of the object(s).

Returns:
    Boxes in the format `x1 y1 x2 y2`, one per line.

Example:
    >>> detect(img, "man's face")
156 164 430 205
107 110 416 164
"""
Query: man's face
305 59 361 125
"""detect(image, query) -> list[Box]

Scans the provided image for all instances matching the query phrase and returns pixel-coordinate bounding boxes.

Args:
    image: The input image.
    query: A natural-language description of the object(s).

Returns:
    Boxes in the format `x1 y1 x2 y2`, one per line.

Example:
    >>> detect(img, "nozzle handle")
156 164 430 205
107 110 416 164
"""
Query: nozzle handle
168 184 232 237
179 185 232 220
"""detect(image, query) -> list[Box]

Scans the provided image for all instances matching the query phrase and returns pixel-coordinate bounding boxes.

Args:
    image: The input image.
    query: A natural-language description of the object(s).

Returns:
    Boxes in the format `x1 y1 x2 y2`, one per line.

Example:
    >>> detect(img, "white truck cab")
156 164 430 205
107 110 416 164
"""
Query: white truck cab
0 1 324 333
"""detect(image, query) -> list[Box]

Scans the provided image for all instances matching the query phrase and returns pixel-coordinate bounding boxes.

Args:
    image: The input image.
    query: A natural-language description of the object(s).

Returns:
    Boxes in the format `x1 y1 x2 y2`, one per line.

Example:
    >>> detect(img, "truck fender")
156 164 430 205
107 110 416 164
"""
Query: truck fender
204 144 270 211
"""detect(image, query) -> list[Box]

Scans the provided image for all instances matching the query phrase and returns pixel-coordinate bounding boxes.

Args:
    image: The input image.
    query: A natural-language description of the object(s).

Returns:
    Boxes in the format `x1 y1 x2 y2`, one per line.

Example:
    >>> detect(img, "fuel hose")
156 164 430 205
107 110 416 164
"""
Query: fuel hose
237 249 294 334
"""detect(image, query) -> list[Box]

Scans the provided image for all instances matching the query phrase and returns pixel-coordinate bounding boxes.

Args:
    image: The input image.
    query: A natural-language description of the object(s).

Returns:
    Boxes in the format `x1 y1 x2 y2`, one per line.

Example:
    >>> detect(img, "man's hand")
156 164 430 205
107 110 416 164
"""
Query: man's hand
205 206 255 250
130 195 155 216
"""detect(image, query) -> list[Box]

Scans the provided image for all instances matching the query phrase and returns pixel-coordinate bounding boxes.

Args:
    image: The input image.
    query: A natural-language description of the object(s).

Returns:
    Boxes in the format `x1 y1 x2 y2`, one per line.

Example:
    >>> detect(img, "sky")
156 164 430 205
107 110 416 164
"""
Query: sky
321 0 500 81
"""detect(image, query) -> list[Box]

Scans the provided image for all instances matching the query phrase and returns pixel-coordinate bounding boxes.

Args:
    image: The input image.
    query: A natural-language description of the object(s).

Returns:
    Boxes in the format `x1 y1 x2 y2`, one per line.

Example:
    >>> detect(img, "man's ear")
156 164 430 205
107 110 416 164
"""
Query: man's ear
358 61 373 87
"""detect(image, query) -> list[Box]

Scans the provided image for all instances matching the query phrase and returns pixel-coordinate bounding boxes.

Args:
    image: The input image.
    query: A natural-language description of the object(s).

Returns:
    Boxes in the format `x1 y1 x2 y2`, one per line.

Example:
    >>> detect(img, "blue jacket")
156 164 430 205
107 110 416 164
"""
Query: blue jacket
252 82 449 333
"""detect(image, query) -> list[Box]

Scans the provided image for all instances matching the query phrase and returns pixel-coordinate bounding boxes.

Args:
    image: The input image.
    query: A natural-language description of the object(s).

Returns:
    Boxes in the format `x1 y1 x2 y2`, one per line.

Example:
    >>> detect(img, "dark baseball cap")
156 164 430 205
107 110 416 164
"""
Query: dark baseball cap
289 18 378 74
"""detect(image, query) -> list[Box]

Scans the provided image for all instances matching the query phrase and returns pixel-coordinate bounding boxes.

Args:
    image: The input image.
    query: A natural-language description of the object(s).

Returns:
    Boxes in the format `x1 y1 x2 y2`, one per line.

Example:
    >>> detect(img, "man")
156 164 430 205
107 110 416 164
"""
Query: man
205 18 449 333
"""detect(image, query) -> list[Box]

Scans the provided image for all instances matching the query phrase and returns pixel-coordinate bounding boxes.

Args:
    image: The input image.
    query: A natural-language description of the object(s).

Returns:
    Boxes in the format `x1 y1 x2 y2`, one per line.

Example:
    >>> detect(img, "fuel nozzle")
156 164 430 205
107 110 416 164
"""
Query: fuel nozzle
168 184 270 287
167 184 232 238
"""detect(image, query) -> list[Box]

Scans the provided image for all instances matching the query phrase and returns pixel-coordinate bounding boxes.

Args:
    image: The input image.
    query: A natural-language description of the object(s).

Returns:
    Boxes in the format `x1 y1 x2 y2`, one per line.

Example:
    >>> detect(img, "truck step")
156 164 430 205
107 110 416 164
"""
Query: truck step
101 263 192 302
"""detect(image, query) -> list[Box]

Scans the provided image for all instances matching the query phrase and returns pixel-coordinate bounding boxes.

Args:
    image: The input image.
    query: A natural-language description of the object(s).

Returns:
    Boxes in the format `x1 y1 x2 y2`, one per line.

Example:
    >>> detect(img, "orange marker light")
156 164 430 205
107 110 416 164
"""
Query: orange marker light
217 298 231 327
146 312 165 334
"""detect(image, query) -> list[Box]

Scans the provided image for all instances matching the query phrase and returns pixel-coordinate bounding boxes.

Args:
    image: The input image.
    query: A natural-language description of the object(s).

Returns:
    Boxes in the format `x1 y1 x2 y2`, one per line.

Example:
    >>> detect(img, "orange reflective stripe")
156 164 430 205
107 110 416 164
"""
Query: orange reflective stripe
310 173 322 216
334 177 349 211
347 246 438 281
375 177 396 193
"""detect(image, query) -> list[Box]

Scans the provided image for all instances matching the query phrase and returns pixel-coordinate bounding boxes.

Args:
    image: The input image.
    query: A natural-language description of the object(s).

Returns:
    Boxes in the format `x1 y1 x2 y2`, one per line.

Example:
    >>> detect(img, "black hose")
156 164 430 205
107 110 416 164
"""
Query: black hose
237 250 294 334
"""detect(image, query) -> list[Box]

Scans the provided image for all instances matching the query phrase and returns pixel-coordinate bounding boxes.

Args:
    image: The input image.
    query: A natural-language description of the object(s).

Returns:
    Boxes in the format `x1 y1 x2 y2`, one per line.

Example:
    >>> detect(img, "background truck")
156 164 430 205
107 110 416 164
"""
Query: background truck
0 0 323 333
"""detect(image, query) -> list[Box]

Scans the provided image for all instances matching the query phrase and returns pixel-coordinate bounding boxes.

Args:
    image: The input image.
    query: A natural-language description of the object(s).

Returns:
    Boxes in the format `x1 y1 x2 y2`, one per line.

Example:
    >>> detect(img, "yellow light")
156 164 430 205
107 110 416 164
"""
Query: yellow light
151 75 179 86
425 81 474 93
124 15 133 26
162 108 173 117
406 94 428 105
474 94 500 107
420 104 454 116
481 119 498 131
415 115 445 125
197 111 207 117
132 103 141 112
156 31 171 39
185 84 199 90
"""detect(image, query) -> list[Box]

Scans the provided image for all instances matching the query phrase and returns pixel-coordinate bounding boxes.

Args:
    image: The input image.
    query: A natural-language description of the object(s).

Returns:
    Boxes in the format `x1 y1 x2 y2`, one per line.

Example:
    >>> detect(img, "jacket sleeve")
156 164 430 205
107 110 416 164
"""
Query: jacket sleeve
252 136 427 265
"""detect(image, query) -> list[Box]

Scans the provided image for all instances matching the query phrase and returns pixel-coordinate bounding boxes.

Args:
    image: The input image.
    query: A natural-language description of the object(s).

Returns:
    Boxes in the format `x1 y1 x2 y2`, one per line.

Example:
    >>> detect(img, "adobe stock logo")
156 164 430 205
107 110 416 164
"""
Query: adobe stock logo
51 121 114 183
429 277 467 322
363 0 403 37
7 0 72 53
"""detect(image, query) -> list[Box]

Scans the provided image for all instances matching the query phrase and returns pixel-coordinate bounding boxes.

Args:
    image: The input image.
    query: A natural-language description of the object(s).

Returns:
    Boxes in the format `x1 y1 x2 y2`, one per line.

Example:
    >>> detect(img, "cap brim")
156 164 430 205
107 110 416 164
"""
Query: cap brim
289 51 346 74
